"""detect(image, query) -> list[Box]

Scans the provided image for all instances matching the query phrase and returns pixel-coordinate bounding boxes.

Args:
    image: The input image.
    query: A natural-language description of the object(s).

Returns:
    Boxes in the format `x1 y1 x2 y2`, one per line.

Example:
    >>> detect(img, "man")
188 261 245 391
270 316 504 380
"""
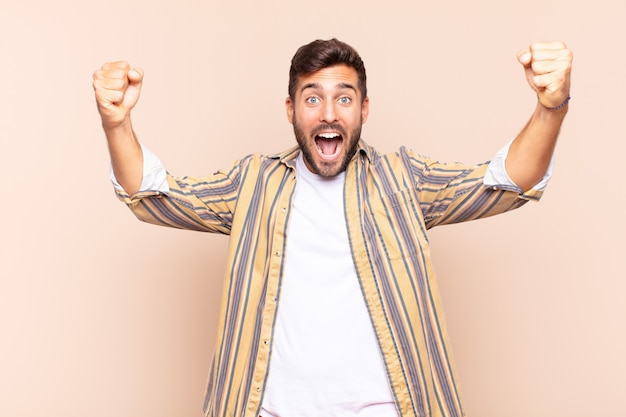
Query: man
93 39 572 417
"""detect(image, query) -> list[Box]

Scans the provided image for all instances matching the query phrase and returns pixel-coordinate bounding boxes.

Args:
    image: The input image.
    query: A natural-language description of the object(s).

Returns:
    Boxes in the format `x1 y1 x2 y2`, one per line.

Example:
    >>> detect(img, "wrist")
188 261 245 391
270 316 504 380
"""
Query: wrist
538 95 571 111
530 99 568 130
102 116 133 138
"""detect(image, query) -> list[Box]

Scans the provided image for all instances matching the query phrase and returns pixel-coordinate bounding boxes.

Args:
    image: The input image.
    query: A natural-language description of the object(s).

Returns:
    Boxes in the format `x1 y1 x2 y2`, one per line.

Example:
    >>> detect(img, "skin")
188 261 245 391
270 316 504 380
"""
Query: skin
93 41 573 193
285 64 369 177
93 62 144 194
507 41 573 191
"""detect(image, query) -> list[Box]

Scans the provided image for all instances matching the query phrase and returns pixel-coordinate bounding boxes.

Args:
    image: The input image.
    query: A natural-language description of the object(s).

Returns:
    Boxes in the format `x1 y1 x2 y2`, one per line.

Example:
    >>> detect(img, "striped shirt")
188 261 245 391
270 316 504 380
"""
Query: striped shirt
115 140 544 417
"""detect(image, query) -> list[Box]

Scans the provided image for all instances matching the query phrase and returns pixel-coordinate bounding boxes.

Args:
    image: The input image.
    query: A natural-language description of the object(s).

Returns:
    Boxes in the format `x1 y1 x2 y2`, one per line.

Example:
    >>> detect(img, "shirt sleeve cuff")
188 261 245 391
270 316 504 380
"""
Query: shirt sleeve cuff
484 140 555 192
110 143 170 194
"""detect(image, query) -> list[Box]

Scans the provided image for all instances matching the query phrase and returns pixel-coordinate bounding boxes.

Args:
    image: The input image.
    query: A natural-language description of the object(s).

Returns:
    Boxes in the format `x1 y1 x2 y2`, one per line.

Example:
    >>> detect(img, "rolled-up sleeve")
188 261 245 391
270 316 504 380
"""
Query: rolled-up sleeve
110 144 170 204
484 140 555 191
110 143 169 195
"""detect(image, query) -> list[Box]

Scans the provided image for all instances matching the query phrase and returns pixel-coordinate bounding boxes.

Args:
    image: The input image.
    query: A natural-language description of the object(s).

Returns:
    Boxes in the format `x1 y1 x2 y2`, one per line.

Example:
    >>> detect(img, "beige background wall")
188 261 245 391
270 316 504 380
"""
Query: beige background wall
1 0 624 416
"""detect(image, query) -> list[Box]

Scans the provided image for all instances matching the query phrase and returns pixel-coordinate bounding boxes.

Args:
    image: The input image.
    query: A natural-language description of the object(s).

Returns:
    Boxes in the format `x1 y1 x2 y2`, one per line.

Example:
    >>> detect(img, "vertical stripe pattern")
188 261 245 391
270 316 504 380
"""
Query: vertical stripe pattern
115 140 541 417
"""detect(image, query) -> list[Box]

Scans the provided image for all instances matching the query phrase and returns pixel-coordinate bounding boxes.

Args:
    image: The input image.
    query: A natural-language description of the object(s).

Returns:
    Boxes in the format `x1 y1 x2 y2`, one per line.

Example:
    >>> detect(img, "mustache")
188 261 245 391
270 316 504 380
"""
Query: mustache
311 124 347 137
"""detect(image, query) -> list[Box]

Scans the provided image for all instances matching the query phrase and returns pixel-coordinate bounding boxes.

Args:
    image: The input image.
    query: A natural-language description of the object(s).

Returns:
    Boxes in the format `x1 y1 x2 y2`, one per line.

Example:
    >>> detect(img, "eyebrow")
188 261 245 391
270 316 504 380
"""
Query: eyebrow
300 82 357 94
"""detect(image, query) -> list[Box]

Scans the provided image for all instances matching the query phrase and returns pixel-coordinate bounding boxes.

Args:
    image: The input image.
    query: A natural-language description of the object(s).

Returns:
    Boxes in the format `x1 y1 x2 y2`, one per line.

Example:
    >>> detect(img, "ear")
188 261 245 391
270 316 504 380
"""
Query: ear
361 96 370 124
285 96 294 125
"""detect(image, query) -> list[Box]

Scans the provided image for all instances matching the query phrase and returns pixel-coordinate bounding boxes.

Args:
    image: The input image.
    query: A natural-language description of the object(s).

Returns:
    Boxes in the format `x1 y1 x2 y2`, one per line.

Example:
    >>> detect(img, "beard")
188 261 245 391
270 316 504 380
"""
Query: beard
293 120 362 177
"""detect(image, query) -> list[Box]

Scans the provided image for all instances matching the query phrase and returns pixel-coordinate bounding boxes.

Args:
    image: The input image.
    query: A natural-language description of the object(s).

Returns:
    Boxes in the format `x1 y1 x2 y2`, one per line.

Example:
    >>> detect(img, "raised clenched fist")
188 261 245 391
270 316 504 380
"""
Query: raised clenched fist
93 61 144 129
517 41 573 110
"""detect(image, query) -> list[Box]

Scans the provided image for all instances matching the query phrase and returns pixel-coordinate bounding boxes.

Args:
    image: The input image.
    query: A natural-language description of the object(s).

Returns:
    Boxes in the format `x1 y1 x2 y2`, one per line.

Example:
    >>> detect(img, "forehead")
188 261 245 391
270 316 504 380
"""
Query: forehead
295 64 359 93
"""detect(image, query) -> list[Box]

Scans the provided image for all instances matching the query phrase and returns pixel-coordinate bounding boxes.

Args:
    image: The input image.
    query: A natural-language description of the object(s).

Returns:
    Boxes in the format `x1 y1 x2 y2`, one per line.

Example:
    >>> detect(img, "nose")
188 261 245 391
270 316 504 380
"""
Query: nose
320 101 338 123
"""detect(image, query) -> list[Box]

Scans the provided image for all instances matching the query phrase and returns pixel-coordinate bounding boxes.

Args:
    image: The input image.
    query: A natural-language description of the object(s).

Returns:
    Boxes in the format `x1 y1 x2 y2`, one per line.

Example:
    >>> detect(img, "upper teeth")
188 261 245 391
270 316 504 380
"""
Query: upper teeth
318 133 339 139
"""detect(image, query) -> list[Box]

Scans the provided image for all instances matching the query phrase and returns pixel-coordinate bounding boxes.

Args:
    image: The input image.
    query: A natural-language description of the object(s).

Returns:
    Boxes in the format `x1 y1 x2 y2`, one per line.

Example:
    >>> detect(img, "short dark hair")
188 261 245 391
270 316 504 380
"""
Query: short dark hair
288 38 367 102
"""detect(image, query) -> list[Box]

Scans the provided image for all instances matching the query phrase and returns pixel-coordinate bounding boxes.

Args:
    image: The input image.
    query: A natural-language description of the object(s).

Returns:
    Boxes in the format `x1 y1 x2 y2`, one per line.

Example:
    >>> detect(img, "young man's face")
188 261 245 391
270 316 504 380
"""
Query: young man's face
286 64 369 177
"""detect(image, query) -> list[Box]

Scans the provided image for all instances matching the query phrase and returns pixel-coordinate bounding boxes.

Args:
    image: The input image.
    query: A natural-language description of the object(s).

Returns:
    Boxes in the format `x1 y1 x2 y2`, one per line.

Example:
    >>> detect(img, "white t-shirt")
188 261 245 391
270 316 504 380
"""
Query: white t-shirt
259 154 399 417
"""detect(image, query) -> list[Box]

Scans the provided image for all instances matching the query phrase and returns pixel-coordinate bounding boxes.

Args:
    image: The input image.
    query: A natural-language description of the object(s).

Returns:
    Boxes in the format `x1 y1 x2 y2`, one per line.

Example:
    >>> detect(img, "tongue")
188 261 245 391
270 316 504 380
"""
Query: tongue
318 138 339 155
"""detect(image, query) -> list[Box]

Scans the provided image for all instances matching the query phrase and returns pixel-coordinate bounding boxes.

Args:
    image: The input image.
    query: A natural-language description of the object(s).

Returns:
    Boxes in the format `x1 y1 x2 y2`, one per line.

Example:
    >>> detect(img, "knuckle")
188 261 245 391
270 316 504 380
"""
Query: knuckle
109 78 125 89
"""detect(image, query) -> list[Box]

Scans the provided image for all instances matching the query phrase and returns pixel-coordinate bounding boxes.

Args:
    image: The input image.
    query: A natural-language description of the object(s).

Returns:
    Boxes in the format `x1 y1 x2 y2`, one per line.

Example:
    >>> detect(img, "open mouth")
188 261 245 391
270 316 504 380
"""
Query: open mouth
314 132 343 160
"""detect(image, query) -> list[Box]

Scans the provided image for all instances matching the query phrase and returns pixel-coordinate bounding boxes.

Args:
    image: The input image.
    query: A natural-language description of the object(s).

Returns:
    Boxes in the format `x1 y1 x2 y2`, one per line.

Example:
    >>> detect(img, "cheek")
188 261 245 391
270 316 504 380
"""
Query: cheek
343 110 363 127
293 108 317 128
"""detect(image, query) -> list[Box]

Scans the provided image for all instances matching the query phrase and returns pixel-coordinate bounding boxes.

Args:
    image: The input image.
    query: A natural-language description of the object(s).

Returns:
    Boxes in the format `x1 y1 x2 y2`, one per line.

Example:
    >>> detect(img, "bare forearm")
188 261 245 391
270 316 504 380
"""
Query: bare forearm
506 101 568 191
93 62 145 195
506 41 573 191
105 118 143 195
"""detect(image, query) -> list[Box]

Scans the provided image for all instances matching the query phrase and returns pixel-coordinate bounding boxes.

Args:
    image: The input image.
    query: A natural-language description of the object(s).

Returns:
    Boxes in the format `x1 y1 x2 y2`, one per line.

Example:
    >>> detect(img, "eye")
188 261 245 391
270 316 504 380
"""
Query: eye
305 96 320 104
338 96 352 105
